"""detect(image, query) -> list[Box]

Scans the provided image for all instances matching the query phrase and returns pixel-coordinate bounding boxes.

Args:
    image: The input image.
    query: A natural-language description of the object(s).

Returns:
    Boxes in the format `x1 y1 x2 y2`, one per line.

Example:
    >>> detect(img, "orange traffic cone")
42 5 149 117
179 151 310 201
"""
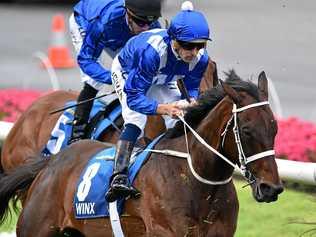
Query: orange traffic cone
43 14 75 69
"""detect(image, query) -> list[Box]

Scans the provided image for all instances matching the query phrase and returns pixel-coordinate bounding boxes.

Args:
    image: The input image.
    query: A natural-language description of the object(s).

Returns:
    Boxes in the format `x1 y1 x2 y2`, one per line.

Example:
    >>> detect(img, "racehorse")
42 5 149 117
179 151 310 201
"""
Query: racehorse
0 71 283 237
0 60 218 173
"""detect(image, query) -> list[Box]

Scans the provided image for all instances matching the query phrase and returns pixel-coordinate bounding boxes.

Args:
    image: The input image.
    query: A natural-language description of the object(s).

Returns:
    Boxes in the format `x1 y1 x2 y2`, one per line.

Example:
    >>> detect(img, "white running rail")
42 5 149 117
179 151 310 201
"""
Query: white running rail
33 51 60 91
276 159 316 185
233 158 316 185
0 121 13 140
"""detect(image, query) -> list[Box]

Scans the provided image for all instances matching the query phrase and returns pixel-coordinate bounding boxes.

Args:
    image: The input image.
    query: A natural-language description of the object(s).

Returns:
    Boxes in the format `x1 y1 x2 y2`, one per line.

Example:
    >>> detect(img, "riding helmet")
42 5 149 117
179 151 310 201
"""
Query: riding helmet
168 9 211 42
125 0 162 22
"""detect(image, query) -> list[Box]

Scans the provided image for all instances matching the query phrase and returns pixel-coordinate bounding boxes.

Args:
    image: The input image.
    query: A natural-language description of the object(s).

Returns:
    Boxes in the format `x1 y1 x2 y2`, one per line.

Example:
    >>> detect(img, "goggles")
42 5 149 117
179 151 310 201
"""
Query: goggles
177 40 206 50
127 10 157 27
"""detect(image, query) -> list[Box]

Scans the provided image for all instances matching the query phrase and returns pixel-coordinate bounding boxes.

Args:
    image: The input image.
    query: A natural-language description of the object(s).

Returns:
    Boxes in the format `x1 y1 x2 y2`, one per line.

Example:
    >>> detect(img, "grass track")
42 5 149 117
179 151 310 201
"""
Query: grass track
235 180 316 237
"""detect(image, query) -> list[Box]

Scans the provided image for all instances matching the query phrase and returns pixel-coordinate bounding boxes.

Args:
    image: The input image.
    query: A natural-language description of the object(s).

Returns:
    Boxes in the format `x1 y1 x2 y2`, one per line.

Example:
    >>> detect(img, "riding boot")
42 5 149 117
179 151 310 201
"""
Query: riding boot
105 140 140 202
68 83 97 144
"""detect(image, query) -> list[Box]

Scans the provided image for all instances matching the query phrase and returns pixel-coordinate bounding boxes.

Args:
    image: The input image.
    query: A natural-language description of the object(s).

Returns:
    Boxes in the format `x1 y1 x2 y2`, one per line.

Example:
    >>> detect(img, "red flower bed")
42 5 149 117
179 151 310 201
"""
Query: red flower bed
0 88 43 122
275 117 316 162
0 89 316 163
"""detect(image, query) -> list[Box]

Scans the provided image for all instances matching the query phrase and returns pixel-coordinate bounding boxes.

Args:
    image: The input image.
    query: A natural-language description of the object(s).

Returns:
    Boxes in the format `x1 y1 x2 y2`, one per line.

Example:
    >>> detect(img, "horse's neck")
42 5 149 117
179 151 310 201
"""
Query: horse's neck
189 99 235 182
147 106 238 228
145 102 238 226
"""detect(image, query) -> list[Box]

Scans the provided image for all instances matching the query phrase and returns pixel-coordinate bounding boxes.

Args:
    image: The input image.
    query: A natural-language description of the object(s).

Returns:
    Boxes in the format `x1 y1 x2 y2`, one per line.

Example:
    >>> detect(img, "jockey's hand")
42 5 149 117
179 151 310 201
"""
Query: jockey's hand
173 98 197 109
156 103 183 118
189 98 197 106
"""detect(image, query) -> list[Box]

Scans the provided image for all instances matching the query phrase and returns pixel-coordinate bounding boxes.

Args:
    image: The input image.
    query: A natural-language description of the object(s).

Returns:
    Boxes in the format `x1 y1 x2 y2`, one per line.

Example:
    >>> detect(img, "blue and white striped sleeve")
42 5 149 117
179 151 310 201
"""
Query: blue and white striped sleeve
124 47 161 115
77 19 112 84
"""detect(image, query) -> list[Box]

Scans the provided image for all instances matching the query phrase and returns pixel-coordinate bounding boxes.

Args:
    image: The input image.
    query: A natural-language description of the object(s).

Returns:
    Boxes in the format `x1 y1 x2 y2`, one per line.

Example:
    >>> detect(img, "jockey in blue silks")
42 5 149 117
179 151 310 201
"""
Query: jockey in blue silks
68 0 162 144
105 8 212 202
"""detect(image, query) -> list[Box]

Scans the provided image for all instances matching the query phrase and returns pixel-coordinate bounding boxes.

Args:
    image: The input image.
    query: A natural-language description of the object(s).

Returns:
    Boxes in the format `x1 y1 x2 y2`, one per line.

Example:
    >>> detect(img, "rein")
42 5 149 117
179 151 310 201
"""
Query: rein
148 101 274 185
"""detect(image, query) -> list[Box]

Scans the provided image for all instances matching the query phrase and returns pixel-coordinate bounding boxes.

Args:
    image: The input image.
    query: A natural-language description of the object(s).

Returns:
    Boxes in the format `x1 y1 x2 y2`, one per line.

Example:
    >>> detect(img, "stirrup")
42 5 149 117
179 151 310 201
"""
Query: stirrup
68 136 81 145
105 174 141 202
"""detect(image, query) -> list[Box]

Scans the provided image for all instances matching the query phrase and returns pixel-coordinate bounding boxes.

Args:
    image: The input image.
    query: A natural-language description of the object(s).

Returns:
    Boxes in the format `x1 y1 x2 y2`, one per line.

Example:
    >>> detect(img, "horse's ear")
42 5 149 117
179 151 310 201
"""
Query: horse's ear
211 60 219 87
258 71 268 101
220 79 241 104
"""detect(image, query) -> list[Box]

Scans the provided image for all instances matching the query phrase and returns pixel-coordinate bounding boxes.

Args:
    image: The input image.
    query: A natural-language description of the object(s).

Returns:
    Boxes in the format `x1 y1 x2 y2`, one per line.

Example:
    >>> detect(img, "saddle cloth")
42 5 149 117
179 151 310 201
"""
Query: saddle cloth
42 97 121 156
73 134 164 219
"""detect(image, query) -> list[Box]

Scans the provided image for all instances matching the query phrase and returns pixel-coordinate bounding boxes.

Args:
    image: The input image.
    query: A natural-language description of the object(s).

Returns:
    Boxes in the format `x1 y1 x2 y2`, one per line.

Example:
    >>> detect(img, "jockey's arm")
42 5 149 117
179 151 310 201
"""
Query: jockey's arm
124 48 161 115
124 47 185 118
77 19 112 84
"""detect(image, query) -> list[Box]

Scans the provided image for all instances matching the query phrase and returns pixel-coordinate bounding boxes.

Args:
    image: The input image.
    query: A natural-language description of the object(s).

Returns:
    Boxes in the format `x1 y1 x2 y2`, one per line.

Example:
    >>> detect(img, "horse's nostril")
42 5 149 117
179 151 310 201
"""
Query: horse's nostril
276 185 284 195
259 183 272 196
259 182 283 197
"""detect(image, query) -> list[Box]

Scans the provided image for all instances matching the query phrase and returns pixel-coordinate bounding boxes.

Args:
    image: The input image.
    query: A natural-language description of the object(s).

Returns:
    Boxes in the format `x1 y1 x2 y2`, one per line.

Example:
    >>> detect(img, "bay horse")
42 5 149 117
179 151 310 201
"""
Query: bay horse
0 71 283 237
0 60 218 173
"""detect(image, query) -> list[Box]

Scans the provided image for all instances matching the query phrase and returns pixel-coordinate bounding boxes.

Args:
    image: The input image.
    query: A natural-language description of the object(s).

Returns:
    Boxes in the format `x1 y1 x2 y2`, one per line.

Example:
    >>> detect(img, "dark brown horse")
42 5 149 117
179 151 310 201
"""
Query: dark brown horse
0 60 218 173
0 71 283 237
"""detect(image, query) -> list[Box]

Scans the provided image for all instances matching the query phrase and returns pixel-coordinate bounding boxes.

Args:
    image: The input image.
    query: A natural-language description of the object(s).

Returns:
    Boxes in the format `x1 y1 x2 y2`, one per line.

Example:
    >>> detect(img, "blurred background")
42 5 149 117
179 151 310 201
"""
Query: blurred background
0 0 316 121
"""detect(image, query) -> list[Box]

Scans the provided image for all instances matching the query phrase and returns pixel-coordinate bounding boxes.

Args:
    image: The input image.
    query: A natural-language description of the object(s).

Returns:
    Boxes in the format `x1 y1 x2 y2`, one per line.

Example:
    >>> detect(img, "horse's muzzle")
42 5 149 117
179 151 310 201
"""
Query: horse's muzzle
252 181 284 203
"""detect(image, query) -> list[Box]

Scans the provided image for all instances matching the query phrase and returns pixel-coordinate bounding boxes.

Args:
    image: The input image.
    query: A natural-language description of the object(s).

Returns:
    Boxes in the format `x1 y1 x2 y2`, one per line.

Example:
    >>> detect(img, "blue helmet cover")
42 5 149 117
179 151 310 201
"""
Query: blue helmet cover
168 10 211 42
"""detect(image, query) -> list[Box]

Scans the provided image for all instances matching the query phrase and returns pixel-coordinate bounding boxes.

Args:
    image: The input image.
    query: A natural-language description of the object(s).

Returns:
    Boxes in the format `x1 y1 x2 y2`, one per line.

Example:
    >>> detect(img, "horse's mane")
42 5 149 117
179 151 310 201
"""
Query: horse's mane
165 70 259 138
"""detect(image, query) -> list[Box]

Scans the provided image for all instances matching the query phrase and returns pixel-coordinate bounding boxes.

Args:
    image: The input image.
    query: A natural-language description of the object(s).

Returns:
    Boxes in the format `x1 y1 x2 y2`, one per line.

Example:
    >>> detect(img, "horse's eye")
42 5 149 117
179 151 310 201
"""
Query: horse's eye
241 126 252 137
271 119 278 134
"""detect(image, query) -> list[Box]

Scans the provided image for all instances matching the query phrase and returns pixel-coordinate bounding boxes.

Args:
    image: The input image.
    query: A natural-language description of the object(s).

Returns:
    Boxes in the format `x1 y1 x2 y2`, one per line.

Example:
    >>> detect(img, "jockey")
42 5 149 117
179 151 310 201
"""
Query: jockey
105 8 211 202
68 0 162 144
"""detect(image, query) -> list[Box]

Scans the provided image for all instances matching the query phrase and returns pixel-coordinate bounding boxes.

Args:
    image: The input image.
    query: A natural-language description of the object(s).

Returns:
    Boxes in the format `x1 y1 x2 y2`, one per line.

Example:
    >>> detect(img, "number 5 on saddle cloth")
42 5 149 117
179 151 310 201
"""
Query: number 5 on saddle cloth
42 94 121 156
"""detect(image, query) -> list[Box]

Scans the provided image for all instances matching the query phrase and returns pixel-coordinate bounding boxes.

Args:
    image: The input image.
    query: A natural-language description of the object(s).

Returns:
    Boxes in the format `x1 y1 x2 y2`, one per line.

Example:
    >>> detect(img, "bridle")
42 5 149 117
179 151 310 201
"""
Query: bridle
176 100 275 185
220 101 275 183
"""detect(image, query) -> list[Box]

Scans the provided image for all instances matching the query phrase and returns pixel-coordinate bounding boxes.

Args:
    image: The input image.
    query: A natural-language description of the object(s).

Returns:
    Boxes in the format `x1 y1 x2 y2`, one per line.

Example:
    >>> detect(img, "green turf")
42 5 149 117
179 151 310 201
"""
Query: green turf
235 180 316 237
0 202 19 233
0 181 315 236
